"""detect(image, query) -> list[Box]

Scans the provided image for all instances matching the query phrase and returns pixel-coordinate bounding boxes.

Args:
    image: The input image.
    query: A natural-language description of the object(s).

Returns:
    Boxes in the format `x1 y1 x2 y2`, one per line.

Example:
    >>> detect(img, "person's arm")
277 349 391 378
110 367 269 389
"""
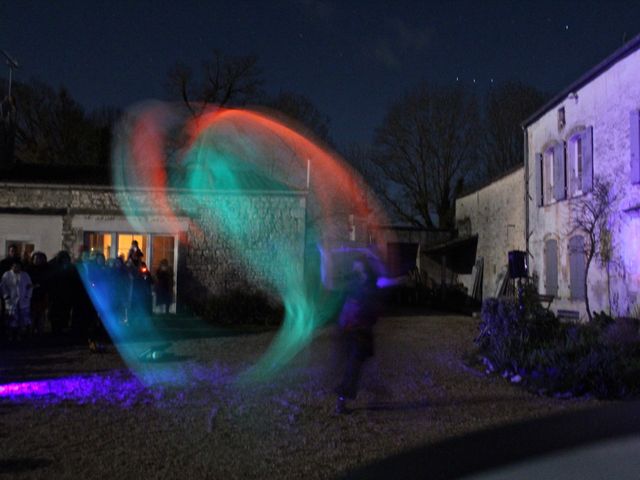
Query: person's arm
0 274 8 300
24 273 33 302
375 276 408 288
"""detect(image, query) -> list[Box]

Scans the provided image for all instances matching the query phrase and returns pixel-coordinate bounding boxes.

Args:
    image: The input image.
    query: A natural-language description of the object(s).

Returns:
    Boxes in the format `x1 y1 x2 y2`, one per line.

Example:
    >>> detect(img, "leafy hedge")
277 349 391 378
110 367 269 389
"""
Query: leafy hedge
476 287 640 398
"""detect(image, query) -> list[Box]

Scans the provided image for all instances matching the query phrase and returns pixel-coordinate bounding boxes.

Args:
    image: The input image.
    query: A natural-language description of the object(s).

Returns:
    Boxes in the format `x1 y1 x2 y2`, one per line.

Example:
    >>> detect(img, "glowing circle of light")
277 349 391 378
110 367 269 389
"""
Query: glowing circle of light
89 102 393 385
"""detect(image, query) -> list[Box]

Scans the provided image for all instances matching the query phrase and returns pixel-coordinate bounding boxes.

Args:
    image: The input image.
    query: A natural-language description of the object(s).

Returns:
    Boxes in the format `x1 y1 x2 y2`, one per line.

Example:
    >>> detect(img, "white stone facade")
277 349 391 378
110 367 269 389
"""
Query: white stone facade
456 167 525 298
525 39 640 319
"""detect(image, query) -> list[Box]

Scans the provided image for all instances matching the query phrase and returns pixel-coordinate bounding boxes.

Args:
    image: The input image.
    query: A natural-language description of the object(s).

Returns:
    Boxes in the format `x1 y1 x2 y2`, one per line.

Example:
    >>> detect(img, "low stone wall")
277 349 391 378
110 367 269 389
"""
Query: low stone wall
183 193 306 300
0 183 307 304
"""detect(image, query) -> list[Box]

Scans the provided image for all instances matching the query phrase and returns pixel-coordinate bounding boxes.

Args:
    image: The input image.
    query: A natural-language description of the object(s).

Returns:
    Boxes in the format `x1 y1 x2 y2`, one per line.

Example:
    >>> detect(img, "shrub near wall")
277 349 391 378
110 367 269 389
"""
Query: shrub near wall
476 292 640 398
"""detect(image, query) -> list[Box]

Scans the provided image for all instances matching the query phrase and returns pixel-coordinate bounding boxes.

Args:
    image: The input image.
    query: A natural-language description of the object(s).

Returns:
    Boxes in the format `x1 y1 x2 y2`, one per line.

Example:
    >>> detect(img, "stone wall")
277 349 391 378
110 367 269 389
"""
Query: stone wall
183 194 306 298
526 46 640 318
455 167 525 298
0 182 307 304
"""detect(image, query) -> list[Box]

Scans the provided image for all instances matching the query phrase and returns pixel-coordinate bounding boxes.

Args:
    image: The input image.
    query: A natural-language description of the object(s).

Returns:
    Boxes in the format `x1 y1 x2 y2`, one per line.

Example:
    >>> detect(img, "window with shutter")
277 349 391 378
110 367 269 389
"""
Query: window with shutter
568 133 584 197
576 136 583 190
581 127 593 192
553 142 566 200
544 239 558 296
631 111 640 184
569 235 586 300
536 153 543 207
558 107 566 131
544 148 554 204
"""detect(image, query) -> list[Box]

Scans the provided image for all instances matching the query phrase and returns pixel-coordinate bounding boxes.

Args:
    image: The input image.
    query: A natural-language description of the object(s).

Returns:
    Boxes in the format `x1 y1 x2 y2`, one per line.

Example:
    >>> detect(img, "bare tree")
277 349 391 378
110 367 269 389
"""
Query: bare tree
482 81 547 180
343 143 387 216
373 84 480 229
571 178 617 321
266 91 332 145
167 50 264 116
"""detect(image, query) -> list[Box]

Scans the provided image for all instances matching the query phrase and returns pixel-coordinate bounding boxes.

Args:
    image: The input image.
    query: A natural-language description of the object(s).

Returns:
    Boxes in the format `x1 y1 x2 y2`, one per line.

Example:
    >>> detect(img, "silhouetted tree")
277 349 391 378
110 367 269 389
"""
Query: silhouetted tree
266 91 332 145
373 84 480 229
482 81 546 180
0 92 17 164
87 107 121 167
167 50 264 116
2 79 117 165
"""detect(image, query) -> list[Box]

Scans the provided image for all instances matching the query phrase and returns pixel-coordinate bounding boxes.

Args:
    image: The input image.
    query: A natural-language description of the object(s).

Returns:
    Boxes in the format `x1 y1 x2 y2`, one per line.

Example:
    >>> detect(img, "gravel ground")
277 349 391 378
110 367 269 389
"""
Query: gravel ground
0 313 600 479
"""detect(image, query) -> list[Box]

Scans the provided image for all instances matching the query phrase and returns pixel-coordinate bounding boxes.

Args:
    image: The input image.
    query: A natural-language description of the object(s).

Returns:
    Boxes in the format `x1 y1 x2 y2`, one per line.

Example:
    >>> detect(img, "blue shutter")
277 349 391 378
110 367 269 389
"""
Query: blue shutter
568 138 578 197
582 127 593 192
631 111 640 184
536 153 543 206
569 236 586 300
544 239 558 296
553 142 566 200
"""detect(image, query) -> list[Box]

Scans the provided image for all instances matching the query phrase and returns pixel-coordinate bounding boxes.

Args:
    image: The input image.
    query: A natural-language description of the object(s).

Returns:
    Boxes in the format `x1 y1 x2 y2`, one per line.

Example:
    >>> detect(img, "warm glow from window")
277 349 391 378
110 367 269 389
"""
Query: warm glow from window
151 236 175 273
117 234 147 261
86 233 112 258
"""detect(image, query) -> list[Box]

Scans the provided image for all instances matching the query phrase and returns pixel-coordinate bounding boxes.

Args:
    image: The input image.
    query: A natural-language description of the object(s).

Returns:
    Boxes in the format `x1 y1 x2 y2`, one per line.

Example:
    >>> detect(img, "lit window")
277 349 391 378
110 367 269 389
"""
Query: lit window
117 234 147 261
86 233 112 259
4 241 34 261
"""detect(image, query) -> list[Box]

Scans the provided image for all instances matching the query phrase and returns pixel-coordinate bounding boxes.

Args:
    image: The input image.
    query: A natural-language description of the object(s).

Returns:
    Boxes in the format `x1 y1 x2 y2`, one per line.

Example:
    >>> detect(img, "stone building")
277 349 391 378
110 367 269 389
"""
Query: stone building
524 33 640 318
455 165 525 299
0 172 306 313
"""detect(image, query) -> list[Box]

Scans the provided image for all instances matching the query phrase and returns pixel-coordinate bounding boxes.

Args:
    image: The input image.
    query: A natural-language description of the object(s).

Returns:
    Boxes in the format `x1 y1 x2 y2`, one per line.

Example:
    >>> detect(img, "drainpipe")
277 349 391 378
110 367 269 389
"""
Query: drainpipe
523 126 530 268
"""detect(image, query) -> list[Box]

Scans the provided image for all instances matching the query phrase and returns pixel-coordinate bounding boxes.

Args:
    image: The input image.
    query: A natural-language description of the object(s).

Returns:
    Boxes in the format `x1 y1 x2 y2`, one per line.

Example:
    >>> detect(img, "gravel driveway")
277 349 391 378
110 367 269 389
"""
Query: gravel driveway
0 313 599 479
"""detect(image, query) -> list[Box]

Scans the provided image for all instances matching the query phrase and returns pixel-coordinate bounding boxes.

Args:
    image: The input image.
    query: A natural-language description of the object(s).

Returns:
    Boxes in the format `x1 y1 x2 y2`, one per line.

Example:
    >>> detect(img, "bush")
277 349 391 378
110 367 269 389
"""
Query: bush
476 294 640 399
477 295 561 376
602 316 640 347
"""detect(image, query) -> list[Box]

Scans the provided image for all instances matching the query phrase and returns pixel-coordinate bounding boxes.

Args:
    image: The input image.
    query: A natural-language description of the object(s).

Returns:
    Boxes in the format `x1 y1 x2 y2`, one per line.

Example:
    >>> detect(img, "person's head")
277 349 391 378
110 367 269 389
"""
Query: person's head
32 251 47 266
131 240 139 251
56 250 71 266
351 255 377 288
159 258 169 270
10 260 22 273
353 258 367 273
8 244 18 258
94 252 106 266
77 245 90 262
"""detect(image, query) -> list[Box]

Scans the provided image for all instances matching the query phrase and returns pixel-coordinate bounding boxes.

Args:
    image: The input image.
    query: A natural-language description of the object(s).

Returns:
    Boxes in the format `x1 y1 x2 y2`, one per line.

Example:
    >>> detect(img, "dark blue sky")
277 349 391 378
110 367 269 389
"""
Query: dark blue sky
2 0 640 148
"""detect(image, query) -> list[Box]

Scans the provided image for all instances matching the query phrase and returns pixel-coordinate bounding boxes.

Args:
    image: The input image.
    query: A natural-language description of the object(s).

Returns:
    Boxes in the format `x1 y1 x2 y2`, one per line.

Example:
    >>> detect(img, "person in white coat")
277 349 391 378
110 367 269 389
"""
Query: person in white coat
1 260 32 341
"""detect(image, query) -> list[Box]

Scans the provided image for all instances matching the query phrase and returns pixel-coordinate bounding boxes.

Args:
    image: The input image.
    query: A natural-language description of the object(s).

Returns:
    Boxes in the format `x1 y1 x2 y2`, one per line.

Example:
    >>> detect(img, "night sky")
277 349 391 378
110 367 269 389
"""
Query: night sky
2 0 640 148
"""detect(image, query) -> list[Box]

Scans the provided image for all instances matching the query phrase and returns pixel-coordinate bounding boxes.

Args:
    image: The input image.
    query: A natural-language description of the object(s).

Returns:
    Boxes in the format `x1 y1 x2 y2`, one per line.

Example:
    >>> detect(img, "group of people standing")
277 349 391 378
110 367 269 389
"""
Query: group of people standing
0 240 174 344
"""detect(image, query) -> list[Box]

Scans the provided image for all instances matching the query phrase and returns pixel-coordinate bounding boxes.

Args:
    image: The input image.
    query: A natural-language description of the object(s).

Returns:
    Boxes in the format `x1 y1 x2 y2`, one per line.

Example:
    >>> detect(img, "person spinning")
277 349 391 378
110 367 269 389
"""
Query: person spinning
334 256 380 414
